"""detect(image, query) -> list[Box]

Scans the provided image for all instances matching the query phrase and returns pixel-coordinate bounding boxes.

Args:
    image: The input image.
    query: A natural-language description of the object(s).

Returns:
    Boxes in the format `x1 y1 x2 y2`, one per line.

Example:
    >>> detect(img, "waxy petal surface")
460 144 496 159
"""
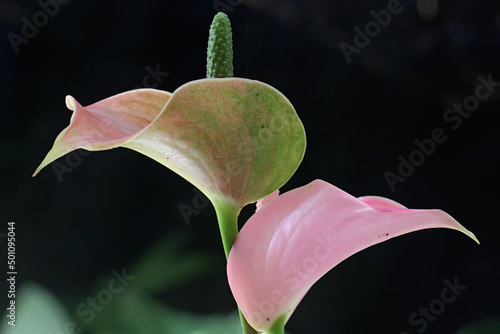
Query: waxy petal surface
34 78 306 207
34 88 172 176
123 78 306 206
227 179 478 332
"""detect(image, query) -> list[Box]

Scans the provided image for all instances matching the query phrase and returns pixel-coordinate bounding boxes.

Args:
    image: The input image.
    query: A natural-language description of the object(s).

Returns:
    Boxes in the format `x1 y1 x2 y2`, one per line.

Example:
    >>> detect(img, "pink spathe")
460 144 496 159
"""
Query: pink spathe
227 179 478 332
33 88 171 176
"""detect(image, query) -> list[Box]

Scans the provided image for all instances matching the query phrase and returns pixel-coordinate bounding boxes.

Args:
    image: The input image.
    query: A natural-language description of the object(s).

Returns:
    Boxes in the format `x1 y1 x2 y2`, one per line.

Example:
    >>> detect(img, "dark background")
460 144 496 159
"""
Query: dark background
1 0 499 333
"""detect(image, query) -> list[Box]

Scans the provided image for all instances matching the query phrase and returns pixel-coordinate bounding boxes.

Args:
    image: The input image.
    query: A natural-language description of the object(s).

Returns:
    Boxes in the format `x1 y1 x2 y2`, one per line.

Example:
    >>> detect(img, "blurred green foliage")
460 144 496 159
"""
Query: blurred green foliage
455 317 500 334
1 231 241 334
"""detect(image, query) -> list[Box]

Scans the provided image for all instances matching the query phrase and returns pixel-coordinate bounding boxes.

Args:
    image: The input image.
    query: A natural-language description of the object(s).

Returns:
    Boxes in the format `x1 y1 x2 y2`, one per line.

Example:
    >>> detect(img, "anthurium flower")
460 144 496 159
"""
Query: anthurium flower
34 78 306 213
227 179 479 333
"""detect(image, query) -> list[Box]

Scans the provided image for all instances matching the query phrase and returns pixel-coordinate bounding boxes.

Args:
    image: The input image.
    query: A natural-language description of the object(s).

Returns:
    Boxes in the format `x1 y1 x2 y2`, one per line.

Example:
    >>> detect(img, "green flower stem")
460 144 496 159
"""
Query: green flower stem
213 201 240 259
213 201 258 334
267 328 285 334
239 309 259 334
266 314 287 334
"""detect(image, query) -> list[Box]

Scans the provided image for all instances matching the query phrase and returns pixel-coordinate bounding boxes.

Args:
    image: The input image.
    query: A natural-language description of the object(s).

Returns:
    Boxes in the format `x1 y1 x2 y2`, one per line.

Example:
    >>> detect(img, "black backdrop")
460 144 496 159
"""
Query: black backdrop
1 0 499 333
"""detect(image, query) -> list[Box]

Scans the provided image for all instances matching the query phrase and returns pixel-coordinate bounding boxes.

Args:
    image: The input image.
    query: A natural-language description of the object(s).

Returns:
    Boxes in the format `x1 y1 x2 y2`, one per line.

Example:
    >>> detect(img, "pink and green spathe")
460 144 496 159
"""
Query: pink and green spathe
33 78 306 213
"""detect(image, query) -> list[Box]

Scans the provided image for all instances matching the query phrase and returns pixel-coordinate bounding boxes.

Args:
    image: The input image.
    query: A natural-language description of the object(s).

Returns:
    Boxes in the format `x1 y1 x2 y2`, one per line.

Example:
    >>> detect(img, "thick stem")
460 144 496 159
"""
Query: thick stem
213 201 258 334
267 328 285 334
213 201 240 259
266 314 287 334
239 309 259 334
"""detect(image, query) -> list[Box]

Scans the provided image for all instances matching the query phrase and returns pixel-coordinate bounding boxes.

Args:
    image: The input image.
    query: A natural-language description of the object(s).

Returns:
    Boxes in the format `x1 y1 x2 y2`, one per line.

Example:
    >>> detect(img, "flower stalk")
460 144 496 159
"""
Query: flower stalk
213 201 240 259
213 201 257 334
